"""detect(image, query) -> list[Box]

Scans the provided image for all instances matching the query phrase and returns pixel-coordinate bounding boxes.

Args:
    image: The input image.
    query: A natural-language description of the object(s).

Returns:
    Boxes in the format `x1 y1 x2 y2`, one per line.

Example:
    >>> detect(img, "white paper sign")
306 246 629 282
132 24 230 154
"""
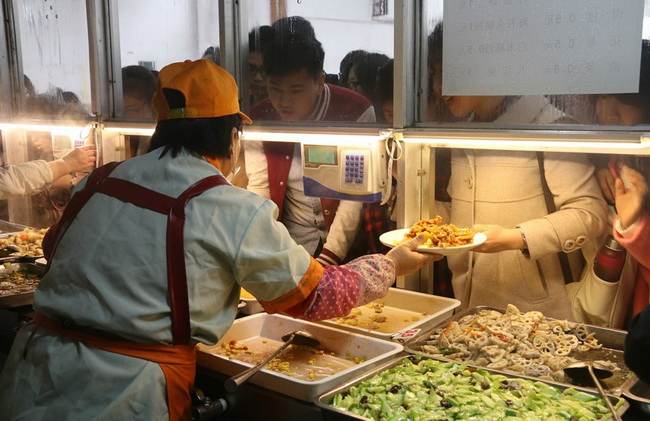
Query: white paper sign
442 0 645 95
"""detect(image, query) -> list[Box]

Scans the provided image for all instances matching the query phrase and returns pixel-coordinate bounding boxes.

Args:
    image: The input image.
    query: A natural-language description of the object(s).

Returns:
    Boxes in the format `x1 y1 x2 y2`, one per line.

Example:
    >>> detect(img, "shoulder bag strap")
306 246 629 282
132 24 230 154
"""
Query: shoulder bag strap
537 152 573 284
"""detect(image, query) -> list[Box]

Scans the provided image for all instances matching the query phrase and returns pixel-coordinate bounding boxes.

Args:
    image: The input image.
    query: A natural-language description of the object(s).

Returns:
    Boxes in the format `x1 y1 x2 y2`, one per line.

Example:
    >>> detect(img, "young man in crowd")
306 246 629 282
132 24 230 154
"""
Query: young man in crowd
245 31 375 266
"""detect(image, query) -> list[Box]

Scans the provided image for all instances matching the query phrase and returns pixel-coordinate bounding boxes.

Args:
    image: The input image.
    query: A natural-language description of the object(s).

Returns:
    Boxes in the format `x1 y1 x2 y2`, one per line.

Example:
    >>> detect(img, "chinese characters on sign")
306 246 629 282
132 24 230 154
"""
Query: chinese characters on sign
443 0 644 95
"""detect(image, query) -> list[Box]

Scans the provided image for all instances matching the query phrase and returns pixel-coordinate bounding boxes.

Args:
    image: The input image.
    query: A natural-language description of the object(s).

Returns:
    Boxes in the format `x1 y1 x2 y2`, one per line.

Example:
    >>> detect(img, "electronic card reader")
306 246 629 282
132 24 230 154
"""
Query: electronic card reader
301 137 389 202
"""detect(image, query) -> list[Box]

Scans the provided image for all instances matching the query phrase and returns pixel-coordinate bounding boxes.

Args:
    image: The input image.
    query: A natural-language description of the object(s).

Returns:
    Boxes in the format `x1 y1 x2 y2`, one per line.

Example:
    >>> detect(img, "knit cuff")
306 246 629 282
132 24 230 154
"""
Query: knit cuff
316 247 342 266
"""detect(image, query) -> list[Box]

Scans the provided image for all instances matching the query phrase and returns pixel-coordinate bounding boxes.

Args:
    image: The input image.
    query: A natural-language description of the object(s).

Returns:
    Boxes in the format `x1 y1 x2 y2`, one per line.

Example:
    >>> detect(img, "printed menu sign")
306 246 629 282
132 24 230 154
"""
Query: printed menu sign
442 0 644 95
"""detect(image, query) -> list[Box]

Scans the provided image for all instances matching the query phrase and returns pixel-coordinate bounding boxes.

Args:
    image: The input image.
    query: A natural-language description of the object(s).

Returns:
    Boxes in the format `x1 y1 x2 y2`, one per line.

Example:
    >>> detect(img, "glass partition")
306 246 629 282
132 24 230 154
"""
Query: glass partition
244 0 394 124
16 0 92 119
115 0 220 122
422 0 650 129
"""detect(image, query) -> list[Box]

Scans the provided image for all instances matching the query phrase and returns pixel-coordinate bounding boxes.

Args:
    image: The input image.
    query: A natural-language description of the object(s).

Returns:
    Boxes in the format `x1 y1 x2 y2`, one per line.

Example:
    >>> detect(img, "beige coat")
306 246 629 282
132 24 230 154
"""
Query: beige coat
445 97 608 320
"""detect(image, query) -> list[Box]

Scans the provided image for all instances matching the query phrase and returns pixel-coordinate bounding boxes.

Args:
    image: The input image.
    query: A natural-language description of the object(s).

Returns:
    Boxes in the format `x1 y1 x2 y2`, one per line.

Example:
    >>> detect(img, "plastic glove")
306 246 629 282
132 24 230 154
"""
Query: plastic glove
386 234 442 276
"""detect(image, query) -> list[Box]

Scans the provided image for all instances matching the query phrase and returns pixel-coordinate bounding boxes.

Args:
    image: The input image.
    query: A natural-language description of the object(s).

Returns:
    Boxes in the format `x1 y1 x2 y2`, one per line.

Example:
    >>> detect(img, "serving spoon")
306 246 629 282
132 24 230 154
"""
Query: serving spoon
224 330 320 393
563 361 621 421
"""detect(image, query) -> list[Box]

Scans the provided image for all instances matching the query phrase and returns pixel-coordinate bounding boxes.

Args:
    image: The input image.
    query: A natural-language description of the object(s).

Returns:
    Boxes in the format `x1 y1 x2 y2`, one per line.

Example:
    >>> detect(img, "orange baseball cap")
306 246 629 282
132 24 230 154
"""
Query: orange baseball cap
153 59 252 123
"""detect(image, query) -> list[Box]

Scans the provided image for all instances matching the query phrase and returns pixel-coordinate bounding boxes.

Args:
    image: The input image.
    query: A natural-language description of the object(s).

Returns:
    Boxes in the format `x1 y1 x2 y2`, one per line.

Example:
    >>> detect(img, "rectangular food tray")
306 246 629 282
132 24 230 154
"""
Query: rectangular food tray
404 306 631 394
318 288 460 341
0 220 30 234
0 262 46 308
315 355 629 421
196 313 403 402
238 296 264 315
622 376 650 416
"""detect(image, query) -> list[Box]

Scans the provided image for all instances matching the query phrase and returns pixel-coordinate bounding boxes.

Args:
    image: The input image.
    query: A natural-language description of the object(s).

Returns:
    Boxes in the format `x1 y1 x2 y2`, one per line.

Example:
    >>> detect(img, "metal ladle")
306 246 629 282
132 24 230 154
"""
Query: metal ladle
564 361 621 421
0 244 21 258
224 330 320 393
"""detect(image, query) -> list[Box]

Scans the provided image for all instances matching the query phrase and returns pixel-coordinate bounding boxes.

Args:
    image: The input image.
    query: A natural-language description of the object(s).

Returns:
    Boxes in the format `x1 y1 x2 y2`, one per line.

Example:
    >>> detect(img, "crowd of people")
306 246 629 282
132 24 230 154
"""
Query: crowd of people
0 13 649 419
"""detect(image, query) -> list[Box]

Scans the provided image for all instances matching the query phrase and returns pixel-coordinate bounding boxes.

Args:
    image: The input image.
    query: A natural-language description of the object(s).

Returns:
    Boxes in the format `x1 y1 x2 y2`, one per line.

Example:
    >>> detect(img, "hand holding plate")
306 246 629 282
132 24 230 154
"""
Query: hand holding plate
386 234 442 277
470 224 525 253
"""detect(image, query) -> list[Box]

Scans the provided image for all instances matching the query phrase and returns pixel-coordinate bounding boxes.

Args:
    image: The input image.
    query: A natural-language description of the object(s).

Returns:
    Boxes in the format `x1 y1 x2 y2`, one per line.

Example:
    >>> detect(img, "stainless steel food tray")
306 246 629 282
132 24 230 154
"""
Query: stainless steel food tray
318 288 460 341
315 355 629 421
0 262 46 307
0 220 30 235
404 306 631 394
622 375 650 417
196 313 403 402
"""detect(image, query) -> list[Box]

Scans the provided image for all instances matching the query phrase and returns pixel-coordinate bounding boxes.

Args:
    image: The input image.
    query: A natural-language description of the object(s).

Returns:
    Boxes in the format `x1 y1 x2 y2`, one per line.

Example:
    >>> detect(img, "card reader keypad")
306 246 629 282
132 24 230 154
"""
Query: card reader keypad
344 154 365 184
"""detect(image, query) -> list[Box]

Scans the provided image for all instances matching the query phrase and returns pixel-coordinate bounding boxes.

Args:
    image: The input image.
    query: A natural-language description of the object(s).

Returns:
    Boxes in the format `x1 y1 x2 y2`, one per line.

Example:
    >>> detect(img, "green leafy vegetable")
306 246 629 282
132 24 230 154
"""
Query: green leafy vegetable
330 357 623 421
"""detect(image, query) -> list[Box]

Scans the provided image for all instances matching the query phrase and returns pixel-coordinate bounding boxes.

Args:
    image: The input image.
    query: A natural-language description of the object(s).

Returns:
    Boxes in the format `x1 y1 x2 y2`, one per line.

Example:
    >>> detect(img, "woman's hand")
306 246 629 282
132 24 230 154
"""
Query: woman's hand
386 234 442 276
470 224 525 253
61 145 97 173
48 146 97 184
614 166 648 229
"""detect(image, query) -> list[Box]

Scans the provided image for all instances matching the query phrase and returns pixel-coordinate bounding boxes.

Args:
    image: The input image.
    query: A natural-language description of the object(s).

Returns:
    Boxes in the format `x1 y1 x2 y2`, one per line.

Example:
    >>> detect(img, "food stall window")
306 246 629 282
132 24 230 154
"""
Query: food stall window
115 0 221 122
243 1 394 125
422 0 650 129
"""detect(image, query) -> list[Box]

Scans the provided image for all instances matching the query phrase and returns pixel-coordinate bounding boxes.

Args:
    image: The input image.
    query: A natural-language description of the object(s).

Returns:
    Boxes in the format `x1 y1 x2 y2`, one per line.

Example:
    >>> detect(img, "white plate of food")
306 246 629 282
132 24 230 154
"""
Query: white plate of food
380 229 486 255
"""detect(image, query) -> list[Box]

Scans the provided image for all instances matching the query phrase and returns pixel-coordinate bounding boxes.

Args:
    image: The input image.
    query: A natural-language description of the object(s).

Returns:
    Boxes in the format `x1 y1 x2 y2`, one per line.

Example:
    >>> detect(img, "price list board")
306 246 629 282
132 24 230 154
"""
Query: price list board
442 0 645 96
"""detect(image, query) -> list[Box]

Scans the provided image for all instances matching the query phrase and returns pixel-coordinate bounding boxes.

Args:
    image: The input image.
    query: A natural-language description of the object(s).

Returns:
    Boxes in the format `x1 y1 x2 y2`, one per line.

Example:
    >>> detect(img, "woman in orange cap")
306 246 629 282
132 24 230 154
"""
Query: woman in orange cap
0 59 438 420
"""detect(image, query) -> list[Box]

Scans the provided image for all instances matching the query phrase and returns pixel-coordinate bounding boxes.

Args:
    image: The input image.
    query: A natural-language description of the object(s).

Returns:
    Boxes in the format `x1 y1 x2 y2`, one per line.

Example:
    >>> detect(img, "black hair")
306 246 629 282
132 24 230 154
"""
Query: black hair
25 91 90 119
339 50 367 87
249 25 275 52
262 34 325 79
148 88 241 159
376 58 394 105
148 115 241 159
428 21 443 68
271 16 316 40
325 73 340 85
349 52 390 98
24 75 35 96
201 46 221 65
122 65 157 102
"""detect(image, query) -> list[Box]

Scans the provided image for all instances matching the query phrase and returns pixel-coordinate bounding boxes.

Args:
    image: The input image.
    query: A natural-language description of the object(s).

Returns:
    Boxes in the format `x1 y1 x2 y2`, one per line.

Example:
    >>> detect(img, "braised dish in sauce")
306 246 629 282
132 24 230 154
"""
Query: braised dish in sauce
402 216 473 248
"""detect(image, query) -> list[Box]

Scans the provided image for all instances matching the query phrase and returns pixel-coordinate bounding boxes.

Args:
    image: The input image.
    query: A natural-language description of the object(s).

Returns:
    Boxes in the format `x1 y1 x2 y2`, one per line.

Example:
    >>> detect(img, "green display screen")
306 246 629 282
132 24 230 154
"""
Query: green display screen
307 146 337 165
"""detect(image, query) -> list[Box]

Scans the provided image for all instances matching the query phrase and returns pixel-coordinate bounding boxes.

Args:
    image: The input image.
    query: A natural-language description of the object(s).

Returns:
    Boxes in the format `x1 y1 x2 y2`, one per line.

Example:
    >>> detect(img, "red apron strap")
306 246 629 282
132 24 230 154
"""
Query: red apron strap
166 175 230 344
47 160 229 346
46 161 123 268
98 178 176 214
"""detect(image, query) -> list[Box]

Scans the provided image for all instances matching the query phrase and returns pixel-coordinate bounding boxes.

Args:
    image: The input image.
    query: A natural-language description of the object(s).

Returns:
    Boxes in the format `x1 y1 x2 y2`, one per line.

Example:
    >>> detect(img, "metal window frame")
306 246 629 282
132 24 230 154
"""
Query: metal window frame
87 0 119 123
0 3 11 118
220 0 245 112
1 0 25 118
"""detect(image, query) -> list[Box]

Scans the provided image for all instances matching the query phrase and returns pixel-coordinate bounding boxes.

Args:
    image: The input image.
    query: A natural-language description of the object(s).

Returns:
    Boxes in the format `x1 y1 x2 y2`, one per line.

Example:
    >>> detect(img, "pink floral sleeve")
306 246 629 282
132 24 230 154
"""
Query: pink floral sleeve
298 254 396 321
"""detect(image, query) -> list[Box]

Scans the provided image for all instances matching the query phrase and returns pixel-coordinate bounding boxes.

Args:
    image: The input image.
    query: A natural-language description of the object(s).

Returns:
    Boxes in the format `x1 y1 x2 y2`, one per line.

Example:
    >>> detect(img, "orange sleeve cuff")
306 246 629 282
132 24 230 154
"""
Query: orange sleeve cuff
258 257 323 314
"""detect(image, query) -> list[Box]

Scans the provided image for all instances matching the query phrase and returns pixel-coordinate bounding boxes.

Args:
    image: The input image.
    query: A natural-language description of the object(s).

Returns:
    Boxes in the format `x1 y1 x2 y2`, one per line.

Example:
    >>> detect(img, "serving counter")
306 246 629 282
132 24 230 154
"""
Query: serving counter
193 302 650 421
194 351 650 421
0 293 648 420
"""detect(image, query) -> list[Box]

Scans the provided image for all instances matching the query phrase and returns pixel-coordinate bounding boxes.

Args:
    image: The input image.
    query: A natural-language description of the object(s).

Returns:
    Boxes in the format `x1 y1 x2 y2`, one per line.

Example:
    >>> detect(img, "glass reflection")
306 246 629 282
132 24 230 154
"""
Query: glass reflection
243 5 394 266
116 0 220 122
427 21 571 125
245 1 394 123
26 131 71 228
17 0 91 117
248 26 274 107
